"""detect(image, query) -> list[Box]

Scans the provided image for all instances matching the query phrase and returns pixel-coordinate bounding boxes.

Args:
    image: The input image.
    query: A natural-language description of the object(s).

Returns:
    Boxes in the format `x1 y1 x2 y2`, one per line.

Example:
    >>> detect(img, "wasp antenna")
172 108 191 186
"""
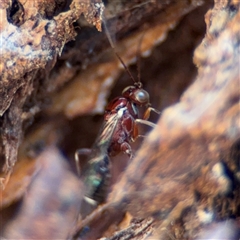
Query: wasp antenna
116 1 156 14
103 16 137 85
102 15 115 49
115 52 137 85
136 31 146 84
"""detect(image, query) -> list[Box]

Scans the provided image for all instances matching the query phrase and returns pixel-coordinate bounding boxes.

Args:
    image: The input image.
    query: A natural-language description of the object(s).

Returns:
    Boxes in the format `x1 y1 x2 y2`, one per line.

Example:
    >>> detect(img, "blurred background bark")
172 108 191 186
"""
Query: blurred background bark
0 0 239 239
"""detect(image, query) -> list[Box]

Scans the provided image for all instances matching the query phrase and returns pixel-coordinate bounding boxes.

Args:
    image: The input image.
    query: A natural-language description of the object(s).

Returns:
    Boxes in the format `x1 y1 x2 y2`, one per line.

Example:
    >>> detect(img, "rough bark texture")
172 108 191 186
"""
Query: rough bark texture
1 0 240 239
0 0 104 186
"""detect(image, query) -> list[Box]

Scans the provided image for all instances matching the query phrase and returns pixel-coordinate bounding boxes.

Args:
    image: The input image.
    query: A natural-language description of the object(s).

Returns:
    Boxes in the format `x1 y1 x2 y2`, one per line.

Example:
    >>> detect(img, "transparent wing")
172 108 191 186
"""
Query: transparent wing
92 112 121 152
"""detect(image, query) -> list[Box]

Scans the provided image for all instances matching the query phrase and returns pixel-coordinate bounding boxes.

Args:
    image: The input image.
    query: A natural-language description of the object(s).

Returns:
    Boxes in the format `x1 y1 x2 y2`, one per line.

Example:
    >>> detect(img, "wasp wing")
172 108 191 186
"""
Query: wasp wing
91 107 127 155
82 107 127 203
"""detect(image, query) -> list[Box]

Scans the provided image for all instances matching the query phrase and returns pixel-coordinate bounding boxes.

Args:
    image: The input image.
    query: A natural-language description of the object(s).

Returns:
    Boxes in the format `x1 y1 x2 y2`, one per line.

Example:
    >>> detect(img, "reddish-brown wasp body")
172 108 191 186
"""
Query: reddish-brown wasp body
104 84 155 159
76 30 159 204
76 83 157 204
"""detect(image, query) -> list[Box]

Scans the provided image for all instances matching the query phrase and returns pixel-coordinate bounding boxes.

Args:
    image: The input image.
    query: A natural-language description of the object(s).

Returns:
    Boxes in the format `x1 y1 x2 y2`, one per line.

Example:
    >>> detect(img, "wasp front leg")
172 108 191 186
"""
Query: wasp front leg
143 106 160 120
134 106 160 129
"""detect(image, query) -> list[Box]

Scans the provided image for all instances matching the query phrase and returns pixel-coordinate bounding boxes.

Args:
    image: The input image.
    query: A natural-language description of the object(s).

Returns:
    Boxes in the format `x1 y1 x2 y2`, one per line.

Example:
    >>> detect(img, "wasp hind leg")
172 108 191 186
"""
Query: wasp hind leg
75 148 91 176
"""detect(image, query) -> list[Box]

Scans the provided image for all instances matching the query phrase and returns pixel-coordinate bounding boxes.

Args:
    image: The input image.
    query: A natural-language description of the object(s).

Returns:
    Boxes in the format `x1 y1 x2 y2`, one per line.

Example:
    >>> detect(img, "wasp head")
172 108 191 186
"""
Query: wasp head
122 85 150 107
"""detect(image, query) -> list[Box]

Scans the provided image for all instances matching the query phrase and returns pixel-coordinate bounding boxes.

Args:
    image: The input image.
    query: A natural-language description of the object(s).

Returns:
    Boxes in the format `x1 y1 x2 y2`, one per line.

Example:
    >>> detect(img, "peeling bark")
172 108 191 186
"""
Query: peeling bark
0 0 104 186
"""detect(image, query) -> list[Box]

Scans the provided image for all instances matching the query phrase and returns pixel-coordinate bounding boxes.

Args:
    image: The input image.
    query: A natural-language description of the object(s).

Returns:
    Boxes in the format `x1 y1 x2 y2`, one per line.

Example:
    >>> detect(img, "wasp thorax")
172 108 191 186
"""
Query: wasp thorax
122 85 149 105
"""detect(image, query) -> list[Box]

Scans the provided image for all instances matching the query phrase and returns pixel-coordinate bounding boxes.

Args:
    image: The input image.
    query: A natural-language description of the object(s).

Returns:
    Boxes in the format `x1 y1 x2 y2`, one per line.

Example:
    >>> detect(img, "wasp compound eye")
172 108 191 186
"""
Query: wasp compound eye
134 89 149 104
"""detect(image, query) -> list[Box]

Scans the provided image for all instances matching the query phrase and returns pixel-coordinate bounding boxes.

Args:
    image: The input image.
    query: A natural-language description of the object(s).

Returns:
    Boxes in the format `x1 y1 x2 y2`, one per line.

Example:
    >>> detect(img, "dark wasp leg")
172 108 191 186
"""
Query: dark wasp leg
75 148 91 176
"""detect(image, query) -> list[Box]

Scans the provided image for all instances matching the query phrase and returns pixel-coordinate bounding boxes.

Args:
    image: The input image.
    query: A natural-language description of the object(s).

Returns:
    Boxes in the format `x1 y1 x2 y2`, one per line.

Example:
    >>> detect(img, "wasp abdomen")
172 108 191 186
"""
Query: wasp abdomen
83 154 111 204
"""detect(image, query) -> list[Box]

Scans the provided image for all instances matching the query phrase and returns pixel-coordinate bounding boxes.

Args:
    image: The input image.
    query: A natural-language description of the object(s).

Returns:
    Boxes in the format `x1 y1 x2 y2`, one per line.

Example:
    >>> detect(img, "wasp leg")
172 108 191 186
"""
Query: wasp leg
135 118 157 128
131 120 150 142
120 142 134 160
75 148 91 176
132 118 157 142
143 107 160 120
